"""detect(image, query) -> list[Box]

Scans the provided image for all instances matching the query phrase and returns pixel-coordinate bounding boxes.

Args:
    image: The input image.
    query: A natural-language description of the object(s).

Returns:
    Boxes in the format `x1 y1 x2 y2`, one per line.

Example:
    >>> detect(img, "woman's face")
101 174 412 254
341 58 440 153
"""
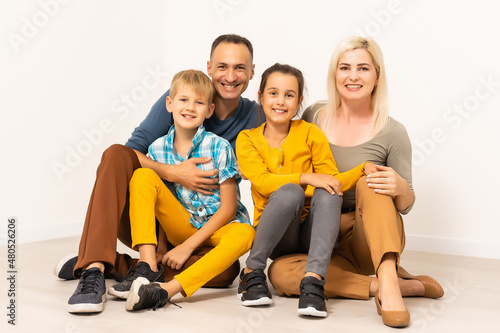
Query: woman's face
335 48 378 104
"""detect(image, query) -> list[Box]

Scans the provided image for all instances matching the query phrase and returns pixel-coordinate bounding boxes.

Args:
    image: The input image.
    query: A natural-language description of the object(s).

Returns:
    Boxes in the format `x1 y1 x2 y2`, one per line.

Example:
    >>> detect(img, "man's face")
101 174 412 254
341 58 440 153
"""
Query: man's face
207 42 254 102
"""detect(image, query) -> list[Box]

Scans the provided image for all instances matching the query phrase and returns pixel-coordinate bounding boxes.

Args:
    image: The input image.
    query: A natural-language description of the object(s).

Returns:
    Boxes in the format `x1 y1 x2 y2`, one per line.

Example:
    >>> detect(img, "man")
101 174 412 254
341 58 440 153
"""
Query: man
58 34 263 314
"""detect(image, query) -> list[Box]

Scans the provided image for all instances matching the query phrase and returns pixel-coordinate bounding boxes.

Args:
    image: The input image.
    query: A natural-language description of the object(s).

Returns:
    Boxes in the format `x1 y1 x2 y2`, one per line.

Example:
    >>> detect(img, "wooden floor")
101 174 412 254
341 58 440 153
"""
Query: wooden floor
1 236 500 332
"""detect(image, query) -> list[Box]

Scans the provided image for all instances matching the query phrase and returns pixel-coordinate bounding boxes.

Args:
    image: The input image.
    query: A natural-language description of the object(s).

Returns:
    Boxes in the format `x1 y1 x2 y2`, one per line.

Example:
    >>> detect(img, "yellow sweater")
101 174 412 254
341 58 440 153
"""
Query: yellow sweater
236 119 366 226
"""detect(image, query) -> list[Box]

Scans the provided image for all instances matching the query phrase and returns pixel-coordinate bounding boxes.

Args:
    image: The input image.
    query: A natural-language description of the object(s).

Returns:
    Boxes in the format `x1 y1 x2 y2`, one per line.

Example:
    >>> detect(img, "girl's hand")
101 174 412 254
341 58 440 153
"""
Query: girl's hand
300 173 343 196
161 243 194 270
366 165 405 197
363 162 377 176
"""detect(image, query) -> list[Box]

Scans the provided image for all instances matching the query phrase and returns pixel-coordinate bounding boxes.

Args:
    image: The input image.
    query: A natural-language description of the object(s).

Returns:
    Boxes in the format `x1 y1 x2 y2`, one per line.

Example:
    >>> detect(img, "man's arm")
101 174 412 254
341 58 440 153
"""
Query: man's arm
133 149 219 196
161 177 238 270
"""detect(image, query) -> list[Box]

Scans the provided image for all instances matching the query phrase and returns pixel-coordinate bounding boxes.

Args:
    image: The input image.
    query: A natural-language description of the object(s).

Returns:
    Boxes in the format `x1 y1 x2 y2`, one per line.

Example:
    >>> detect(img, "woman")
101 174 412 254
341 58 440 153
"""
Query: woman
268 36 444 328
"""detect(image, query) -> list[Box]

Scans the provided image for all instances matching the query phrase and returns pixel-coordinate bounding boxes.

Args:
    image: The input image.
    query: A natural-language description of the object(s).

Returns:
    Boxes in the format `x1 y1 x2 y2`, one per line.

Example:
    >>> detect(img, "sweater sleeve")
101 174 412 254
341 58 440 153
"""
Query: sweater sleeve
308 125 366 192
125 90 173 154
236 130 301 197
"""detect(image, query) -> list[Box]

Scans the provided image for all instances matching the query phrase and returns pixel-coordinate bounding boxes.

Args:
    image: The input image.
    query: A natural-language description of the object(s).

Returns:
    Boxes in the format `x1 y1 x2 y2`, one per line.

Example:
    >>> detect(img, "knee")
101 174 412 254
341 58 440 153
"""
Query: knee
312 188 343 207
103 144 132 160
271 183 305 205
102 144 139 167
130 168 157 188
233 223 256 252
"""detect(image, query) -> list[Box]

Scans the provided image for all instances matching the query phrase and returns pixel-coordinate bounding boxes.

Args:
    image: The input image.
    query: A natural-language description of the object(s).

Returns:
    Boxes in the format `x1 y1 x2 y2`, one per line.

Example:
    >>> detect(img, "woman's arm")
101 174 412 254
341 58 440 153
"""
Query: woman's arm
365 122 415 213
161 177 238 270
366 165 415 212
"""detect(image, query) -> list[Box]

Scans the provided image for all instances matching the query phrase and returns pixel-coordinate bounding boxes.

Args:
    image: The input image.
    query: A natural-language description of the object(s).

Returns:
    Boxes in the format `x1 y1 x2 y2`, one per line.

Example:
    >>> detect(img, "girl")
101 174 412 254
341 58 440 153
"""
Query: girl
269 37 444 328
236 63 375 317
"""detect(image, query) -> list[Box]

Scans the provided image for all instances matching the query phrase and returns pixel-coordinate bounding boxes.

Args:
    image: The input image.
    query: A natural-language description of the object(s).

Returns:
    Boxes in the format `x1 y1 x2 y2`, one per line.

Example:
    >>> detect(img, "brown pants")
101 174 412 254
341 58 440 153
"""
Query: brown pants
73 144 239 286
268 176 405 300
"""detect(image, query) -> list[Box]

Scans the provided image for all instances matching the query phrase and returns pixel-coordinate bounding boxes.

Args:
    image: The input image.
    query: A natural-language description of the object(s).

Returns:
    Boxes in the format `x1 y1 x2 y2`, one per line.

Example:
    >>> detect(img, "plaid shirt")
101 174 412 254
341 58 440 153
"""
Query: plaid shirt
147 125 251 229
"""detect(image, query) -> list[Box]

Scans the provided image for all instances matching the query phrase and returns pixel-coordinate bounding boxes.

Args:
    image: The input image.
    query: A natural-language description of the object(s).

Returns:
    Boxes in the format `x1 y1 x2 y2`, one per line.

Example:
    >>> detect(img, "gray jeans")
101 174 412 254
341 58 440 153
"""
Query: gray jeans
246 183 342 278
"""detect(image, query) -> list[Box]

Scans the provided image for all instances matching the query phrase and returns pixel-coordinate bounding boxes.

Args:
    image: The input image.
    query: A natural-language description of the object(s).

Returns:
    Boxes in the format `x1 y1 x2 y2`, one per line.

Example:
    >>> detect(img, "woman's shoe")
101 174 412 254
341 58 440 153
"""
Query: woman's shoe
375 290 410 328
398 266 444 299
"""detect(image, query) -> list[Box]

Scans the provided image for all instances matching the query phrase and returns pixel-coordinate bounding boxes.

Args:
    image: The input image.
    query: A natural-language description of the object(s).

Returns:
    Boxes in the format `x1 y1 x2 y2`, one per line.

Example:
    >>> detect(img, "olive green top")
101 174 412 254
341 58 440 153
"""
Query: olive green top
302 103 415 214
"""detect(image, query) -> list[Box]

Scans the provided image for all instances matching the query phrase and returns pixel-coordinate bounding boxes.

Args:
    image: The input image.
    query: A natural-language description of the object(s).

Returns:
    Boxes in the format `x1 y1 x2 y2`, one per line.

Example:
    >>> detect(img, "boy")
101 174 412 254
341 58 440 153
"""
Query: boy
64 34 262 314
108 70 255 311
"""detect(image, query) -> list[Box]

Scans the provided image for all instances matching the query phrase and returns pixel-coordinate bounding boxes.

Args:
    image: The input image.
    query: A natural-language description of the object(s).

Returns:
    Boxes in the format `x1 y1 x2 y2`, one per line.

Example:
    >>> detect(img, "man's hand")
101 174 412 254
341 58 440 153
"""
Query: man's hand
165 157 219 195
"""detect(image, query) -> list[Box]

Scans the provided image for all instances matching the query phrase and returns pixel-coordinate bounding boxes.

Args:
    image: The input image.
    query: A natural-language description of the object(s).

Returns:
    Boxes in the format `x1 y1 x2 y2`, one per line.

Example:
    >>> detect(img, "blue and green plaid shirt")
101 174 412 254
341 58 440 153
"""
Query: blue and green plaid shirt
147 125 251 229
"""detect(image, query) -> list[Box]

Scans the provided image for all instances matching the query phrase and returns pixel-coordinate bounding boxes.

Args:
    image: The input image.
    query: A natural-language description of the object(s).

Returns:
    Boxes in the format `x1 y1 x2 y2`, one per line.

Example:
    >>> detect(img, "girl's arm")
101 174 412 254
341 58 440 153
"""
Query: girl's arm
236 132 302 197
162 177 238 270
308 125 368 192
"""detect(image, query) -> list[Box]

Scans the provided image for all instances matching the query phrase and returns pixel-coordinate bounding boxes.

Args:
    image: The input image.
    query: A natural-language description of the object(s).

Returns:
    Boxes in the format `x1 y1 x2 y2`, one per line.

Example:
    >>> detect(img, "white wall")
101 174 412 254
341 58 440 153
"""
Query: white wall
2 0 499 259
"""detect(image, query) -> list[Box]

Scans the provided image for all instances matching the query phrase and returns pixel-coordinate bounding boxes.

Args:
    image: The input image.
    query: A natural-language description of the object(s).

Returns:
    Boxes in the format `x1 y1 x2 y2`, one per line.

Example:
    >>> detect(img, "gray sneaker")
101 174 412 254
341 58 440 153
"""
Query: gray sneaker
108 262 164 299
54 253 78 280
68 267 106 313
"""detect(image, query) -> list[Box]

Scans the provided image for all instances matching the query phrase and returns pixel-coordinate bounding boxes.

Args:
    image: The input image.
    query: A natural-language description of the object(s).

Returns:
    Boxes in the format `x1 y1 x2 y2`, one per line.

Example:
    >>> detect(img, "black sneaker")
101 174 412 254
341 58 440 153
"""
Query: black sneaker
125 277 170 311
54 253 78 280
68 267 106 313
108 261 164 299
297 276 328 317
237 269 273 306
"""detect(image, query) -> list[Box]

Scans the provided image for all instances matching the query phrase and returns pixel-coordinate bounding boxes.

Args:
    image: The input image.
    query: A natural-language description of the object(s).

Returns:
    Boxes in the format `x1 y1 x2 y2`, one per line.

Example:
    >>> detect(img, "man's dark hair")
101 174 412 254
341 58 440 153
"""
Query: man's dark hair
210 34 253 60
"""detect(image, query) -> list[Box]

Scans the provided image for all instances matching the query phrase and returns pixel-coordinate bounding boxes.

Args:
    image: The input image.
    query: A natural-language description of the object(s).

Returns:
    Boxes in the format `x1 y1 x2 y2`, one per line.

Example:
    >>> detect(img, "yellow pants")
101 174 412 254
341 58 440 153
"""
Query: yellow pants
129 168 255 297
268 176 405 300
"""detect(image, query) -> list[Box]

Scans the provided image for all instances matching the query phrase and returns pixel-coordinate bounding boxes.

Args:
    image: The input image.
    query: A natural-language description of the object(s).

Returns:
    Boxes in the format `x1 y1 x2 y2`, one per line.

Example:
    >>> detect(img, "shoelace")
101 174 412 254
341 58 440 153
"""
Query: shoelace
80 269 102 294
141 284 182 311
121 267 139 283
150 298 182 311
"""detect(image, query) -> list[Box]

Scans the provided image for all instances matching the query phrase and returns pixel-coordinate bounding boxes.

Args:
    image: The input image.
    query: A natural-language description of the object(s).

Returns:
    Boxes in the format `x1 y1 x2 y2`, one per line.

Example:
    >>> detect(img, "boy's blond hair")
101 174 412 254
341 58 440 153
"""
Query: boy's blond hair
170 70 215 104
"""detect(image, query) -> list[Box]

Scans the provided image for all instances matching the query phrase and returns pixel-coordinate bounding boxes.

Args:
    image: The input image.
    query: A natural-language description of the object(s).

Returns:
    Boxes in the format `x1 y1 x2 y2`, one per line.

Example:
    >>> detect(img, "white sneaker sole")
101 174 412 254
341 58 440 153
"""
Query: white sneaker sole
68 294 106 313
107 287 129 299
237 293 273 306
125 277 150 311
297 306 327 317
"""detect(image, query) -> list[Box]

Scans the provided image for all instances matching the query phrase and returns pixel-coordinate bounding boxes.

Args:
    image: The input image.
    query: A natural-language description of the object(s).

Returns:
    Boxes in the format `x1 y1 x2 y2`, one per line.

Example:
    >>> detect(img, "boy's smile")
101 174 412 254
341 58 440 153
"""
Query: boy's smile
166 85 215 132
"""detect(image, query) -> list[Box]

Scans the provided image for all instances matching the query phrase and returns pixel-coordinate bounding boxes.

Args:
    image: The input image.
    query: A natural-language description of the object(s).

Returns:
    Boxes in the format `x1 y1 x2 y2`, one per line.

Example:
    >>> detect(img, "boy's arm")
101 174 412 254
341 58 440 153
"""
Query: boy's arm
162 177 238 270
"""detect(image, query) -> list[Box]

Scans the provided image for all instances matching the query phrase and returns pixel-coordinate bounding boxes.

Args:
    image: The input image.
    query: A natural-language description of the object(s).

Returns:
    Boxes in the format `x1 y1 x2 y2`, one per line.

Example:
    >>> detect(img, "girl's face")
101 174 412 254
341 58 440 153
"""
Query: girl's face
336 48 378 104
259 72 302 126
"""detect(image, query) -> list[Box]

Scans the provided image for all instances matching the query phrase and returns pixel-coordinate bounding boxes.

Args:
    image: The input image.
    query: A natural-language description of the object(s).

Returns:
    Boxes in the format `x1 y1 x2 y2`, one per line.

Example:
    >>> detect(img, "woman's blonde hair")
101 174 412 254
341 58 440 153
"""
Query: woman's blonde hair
316 36 389 134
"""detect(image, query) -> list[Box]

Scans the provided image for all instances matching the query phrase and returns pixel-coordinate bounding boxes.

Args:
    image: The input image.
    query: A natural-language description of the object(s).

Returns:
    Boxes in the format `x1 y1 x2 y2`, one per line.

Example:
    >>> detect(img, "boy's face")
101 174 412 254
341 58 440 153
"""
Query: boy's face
207 42 254 102
166 85 215 131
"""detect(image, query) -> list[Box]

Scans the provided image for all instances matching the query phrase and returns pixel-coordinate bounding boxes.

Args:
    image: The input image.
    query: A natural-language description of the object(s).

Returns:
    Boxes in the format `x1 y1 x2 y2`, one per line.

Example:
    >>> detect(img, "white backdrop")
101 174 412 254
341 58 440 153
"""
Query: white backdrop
1 0 499 259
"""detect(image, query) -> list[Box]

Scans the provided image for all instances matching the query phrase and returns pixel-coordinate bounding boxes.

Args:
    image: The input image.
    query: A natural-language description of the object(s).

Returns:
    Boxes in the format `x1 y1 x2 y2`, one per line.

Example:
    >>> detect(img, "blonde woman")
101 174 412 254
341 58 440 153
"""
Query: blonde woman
268 36 444 328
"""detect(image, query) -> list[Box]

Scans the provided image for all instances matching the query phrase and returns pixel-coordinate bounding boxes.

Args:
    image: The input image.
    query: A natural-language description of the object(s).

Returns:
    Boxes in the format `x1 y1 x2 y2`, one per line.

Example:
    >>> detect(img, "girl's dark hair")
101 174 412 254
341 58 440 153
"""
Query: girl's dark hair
259 63 305 101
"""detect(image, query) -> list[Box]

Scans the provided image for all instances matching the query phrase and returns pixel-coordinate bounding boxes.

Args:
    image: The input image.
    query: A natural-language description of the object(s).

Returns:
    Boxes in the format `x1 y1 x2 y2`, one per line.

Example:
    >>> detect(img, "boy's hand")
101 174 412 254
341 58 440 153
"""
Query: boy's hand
363 162 377 176
162 243 194 270
300 173 343 196
167 157 219 195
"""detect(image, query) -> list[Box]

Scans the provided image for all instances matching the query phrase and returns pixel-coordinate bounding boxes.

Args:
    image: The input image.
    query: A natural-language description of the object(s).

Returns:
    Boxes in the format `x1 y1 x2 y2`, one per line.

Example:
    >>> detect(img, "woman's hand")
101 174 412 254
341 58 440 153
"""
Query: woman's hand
300 173 343 196
366 165 404 197
161 243 194 270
